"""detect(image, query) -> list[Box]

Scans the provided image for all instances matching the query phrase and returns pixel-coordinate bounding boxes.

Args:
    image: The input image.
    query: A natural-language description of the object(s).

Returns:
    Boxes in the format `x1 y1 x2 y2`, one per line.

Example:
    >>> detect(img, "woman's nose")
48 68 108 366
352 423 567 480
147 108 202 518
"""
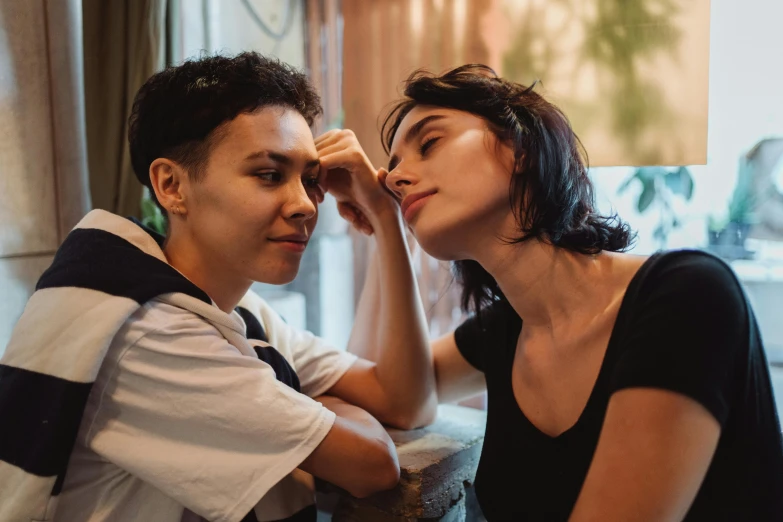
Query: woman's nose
383 166 414 198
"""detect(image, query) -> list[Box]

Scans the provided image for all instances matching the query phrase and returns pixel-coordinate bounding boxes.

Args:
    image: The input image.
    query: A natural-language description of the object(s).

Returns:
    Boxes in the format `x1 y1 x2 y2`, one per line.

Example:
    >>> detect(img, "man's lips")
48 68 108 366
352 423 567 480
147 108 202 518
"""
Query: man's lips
401 190 436 221
268 234 309 253
269 234 309 243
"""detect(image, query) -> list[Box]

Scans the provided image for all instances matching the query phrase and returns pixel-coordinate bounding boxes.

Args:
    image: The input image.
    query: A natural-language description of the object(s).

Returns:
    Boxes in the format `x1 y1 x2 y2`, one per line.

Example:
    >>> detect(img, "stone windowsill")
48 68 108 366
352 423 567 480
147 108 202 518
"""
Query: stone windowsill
318 404 487 522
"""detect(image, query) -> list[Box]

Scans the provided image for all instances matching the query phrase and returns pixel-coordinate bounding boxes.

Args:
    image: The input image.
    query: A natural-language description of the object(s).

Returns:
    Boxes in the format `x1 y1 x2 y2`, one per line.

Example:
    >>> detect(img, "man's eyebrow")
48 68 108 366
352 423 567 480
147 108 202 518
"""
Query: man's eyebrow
244 150 320 170
387 114 446 171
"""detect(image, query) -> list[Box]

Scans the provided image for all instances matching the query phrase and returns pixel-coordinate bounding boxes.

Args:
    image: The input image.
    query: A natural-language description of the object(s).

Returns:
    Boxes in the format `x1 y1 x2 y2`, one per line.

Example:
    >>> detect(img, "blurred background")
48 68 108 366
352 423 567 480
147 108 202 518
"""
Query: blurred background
1 0 782 413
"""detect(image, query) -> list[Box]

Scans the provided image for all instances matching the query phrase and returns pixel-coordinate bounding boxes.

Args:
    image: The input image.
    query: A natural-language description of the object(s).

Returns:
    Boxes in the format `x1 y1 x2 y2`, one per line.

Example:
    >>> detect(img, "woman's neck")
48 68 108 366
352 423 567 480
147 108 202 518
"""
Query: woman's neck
474 238 625 335
163 229 252 314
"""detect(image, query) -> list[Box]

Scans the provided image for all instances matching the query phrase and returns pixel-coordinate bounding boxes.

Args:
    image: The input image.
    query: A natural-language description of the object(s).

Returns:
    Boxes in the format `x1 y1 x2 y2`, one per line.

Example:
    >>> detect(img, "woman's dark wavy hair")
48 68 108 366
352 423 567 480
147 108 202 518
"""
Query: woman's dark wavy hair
381 64 634 315
129 52 322 209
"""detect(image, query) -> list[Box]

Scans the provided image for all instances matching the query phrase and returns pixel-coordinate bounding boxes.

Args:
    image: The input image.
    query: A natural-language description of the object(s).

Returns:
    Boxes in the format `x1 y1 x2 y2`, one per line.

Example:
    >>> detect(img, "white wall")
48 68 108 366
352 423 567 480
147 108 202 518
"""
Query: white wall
175 0 306 68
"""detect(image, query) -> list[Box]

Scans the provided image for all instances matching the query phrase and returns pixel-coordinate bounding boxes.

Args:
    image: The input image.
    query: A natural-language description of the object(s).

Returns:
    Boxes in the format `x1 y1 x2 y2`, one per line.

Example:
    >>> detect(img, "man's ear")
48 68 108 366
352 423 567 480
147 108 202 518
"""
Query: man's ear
149 158 188 215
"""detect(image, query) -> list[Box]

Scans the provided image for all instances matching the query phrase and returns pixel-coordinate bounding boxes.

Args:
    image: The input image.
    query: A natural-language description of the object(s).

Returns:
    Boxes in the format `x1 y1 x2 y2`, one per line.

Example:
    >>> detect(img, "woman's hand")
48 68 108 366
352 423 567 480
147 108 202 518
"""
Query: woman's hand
315 129 397 235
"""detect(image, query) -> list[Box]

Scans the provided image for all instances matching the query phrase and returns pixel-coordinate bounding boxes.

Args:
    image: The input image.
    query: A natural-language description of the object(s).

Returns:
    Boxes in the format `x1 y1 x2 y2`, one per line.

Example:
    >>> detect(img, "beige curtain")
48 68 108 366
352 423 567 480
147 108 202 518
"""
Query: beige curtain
343 0 493 172
45 0 93 238
0 0 92 349
305 0 342 135
82 0 168 218
343 0 492 337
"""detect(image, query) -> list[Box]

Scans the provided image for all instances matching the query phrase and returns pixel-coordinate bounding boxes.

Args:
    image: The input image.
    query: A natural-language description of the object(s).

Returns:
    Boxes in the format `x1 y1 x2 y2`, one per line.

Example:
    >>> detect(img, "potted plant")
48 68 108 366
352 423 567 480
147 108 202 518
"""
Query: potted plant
617 166 694 250
707 155 756 260
140 188 167 235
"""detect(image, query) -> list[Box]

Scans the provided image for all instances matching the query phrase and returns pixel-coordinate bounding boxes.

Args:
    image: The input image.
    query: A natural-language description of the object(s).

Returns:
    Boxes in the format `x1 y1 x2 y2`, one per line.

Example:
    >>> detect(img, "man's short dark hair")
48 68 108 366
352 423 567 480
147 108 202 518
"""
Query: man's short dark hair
128 52 322 201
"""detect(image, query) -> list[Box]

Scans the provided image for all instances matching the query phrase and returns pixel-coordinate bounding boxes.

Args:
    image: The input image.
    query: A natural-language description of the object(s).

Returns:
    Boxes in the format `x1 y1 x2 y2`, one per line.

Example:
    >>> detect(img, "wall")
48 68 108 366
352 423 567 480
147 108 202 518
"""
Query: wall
0 0 90 353
174 0 306 68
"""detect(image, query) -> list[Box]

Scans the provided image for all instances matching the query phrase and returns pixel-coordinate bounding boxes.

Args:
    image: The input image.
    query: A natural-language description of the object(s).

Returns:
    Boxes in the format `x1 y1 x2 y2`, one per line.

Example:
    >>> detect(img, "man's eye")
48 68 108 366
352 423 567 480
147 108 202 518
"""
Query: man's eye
304 176 321 188
256 171 282 182
305 176 325 203
419 137 440 156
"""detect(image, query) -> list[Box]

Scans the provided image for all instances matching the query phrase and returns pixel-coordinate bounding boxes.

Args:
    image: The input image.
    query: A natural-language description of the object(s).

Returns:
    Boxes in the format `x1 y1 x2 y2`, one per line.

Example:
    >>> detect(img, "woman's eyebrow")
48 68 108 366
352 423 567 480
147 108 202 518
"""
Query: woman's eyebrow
388 114 446 171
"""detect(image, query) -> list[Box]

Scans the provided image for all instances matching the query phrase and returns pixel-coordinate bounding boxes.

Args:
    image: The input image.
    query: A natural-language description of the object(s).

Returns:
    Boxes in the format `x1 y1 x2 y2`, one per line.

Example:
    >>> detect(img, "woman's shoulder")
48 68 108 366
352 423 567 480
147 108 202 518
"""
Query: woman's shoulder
633 249 743 298
621 249 748 326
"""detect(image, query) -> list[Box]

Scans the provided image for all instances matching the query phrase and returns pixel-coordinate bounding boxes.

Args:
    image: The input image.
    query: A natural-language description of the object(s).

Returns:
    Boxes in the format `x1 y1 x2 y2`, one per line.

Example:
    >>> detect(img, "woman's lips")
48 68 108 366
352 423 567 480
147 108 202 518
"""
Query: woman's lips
401 190 436 222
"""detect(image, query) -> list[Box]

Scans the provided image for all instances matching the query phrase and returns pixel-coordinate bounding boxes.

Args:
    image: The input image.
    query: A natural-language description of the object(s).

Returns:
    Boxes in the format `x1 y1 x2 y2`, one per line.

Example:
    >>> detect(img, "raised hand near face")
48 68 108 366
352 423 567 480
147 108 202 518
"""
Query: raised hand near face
315 129 397 235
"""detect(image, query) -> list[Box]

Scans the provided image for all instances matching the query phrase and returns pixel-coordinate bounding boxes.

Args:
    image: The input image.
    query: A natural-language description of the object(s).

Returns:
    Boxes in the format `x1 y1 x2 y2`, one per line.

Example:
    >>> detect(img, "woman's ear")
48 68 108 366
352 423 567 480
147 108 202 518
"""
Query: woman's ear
149 158 188 215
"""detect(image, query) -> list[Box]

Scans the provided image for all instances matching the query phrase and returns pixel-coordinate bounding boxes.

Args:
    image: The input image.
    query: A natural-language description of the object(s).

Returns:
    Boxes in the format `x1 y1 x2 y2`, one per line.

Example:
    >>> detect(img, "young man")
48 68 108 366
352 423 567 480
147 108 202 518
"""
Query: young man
0 53 436 522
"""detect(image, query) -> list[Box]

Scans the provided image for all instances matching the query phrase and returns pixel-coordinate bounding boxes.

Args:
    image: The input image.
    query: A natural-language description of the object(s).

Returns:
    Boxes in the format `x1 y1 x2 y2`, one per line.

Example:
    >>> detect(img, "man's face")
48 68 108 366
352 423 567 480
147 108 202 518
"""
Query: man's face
182 106 323 285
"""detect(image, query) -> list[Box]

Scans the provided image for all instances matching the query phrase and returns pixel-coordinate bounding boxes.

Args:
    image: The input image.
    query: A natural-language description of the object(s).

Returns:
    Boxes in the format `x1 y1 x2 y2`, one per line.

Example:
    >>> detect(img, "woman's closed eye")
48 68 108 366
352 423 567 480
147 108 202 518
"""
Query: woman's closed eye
419 136 440 156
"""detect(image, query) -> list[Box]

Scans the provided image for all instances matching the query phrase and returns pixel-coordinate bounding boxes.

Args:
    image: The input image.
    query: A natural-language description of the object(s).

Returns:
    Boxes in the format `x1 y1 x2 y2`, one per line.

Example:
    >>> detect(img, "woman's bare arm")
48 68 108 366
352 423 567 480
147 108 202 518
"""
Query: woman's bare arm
431 331 486 404
569 388 721 522
317 130 438 429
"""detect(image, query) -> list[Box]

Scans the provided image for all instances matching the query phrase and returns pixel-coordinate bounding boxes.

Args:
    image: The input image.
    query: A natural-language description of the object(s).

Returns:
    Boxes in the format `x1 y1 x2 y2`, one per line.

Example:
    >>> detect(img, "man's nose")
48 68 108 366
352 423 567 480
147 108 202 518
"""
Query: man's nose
285 183 317 221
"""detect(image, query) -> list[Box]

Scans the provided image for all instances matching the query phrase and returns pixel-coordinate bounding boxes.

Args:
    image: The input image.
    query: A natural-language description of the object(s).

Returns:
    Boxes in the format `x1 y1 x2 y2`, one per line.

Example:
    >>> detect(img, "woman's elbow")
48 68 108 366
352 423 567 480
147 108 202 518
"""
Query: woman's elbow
385 398 438 431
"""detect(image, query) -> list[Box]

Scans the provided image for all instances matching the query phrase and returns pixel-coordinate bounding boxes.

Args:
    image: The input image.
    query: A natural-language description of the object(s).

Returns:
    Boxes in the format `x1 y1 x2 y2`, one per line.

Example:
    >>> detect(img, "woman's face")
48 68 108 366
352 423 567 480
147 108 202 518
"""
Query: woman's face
180 106 322 285
386 106 516 260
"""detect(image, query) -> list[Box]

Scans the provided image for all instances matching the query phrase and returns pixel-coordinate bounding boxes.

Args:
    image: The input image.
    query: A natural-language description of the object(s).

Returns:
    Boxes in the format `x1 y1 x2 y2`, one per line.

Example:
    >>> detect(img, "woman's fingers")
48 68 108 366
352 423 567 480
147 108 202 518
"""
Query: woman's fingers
316 143 357 163
318 151 353 172
337 202 374 235
314 129 342 147
314 128 360 151
337 201 357 221
376 168 397 198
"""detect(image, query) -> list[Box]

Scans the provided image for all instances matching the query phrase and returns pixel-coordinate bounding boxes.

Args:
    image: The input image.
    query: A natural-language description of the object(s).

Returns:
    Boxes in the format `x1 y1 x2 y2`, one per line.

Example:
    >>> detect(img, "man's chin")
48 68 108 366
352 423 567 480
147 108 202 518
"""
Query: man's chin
251 266 300 286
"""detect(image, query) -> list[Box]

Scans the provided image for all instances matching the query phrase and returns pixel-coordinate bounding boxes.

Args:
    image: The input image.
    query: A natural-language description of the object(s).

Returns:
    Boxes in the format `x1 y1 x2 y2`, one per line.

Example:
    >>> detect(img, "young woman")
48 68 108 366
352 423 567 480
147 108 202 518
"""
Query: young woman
345 64 783 521
0 53 436 522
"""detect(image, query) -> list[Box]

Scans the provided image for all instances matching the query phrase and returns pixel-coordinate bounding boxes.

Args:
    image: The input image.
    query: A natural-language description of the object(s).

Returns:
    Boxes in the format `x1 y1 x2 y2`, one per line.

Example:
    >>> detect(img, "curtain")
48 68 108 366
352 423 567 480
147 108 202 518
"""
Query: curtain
0 0 92 349
82 0 169 218
342 0 493 173
45 0 92 238
343 0 493 338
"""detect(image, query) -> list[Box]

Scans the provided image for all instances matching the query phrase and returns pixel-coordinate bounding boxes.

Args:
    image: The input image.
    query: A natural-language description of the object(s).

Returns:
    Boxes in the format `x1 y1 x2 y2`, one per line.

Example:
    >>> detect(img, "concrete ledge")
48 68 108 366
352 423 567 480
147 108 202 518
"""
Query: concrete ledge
327 404 487 522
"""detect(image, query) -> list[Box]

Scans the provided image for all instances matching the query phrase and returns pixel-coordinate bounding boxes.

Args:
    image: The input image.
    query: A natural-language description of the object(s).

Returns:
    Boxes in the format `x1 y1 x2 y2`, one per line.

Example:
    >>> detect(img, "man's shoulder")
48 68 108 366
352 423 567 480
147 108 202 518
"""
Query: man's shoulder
121 297 218 339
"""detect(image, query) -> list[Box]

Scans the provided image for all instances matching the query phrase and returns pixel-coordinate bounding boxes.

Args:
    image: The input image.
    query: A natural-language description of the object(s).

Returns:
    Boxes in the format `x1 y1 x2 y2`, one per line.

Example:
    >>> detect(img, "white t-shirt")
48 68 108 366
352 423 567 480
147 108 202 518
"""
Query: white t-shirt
56 296 357 522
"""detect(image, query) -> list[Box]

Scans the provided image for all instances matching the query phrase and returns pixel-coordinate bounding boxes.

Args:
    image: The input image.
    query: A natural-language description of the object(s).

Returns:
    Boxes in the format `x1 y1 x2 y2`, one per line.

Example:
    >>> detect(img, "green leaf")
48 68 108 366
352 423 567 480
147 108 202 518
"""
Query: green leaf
637 181 656 213
728 156 757 223
653 224 666 241
140 189 167 235
617 173 635 195
664 166 694 199
637 166 667 183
